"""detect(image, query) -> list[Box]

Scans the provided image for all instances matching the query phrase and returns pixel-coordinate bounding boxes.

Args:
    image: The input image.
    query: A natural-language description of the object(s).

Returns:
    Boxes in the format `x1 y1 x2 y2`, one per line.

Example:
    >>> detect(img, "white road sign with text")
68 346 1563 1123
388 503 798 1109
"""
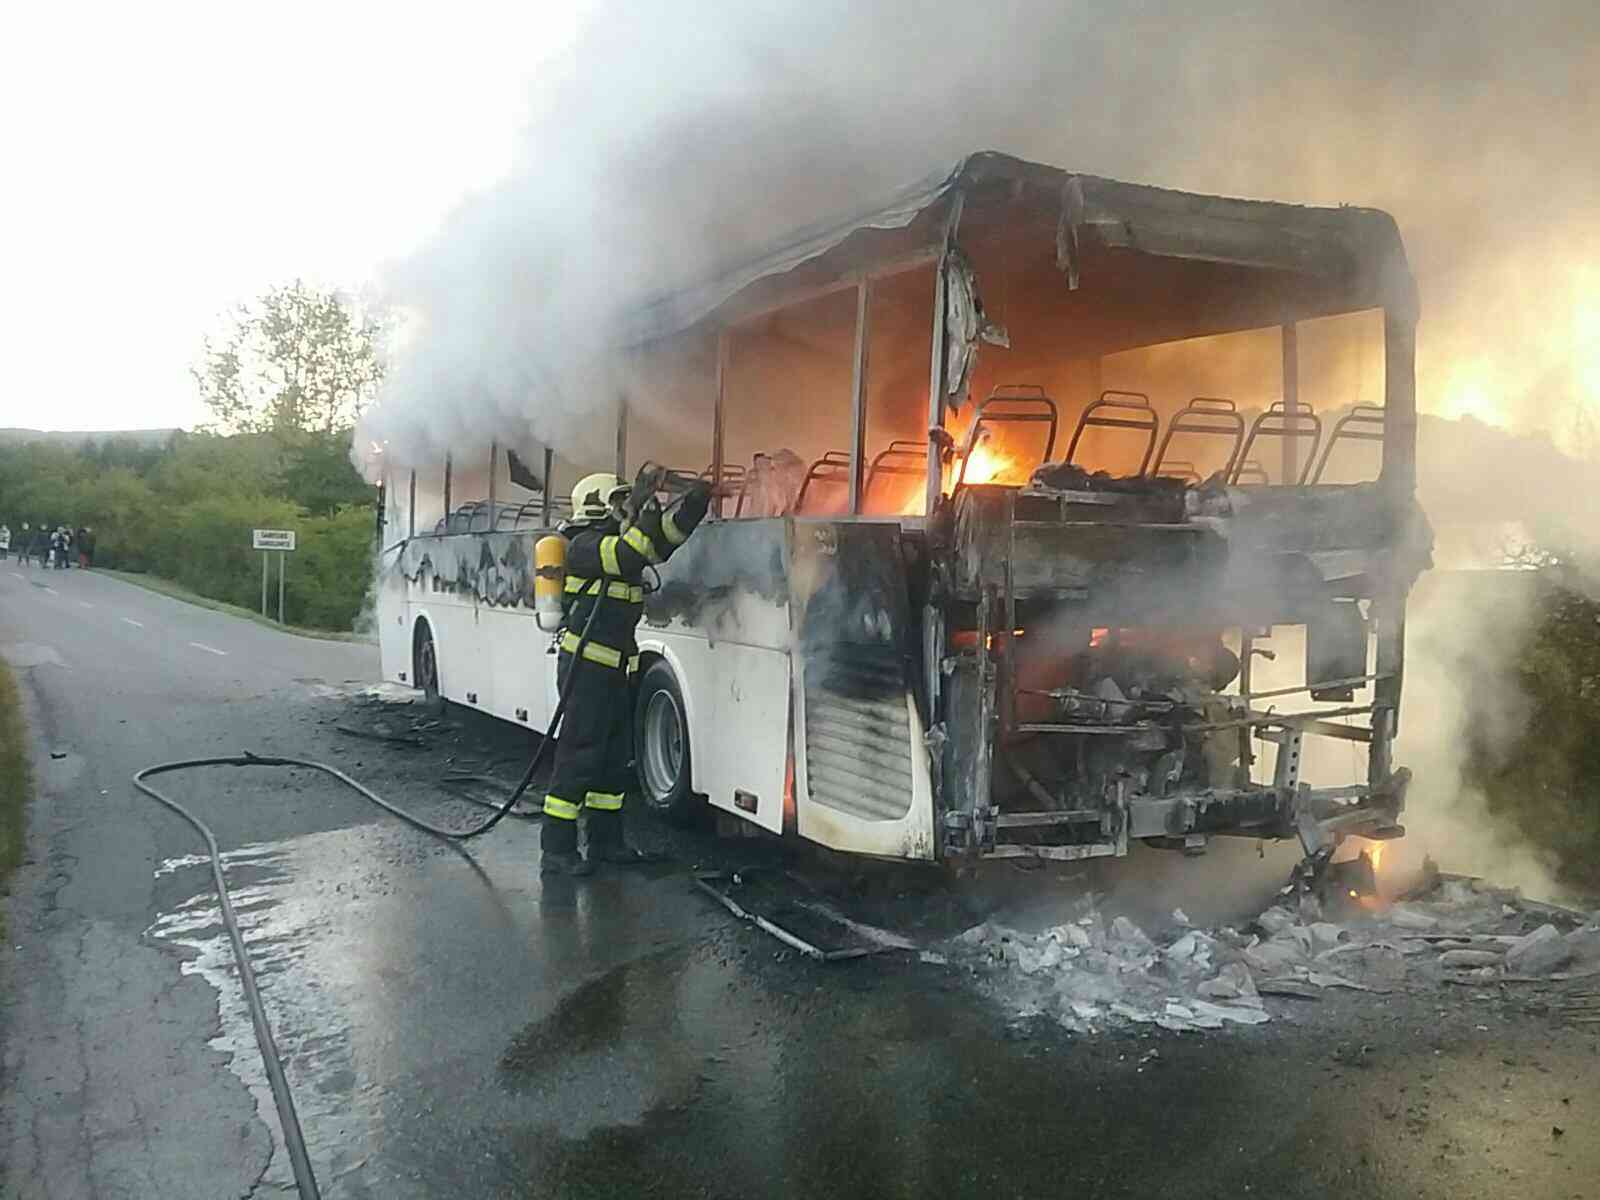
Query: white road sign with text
252 529 297 551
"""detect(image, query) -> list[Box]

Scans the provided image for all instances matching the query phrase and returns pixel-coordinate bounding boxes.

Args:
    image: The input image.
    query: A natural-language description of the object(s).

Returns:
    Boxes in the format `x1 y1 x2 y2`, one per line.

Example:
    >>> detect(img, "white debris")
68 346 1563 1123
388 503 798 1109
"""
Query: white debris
1386 904 1440 931
1046 922 1092 950
1505 924 1576 976
1245 935 1306 973
952 869 1591 1041
1197 962 1262 1007
1191 999 1270 1026
1164 931 1202 963
1437 948 1504 970
1258 907 1297 936
1110 915 1154 953
1308 922 1345 952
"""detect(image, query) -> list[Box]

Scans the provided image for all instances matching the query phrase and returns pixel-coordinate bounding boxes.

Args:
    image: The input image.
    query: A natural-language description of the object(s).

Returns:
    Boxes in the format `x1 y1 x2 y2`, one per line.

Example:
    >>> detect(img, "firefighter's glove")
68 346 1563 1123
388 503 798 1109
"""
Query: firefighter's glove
679 480 713 524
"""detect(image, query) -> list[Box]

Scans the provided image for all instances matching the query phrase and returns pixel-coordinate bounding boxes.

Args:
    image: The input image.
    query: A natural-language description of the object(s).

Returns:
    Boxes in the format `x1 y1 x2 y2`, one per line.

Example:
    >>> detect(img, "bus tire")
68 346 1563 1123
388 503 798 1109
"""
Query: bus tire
634 659 697 824
413 619 443 713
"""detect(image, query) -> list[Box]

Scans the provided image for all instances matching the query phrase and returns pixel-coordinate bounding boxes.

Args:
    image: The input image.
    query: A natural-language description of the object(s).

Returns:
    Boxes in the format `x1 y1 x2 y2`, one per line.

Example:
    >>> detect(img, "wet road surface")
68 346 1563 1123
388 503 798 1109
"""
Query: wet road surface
3 565 1598 1198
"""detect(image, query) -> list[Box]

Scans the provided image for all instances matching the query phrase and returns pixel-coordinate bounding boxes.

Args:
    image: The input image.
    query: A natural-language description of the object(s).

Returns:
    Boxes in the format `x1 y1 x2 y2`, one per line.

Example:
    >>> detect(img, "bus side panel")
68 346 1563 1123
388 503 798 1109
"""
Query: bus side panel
639 621 790 836
790 521 936 861
420 599 494 712
377 545 412 684
795 694 936 861
643 519 794 836
489 606 557 730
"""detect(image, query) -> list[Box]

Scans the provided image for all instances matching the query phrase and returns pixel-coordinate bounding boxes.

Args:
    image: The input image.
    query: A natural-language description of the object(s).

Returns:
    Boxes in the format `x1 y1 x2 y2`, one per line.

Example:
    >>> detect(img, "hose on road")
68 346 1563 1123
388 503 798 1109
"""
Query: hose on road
132 594 609 1198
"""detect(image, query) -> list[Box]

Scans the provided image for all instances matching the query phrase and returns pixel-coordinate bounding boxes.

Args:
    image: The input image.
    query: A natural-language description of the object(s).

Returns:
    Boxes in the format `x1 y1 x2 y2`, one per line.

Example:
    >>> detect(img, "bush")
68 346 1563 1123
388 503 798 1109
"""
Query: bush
1467 580 1600 892
0 431 377 631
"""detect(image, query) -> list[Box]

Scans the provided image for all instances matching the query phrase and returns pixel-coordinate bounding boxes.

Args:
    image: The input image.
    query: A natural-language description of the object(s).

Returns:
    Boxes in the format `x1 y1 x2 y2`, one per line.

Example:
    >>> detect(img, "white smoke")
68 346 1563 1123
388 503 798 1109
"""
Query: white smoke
356 0 1599 475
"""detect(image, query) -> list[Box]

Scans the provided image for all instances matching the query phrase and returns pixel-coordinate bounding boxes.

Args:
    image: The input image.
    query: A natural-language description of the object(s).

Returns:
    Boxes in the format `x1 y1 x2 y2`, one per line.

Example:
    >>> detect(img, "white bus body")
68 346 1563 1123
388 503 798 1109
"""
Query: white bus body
375 152 1426 869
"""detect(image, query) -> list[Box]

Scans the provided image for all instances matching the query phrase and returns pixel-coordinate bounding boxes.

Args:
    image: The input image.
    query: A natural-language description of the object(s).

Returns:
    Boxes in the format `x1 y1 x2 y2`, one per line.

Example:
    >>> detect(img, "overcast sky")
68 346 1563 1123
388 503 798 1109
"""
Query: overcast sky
0 1 583 432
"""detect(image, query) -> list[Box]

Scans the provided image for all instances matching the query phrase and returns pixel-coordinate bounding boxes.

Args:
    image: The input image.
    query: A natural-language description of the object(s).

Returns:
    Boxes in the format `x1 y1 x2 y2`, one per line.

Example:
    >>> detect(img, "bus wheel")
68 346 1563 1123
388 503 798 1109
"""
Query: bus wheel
413 621 442 712
634 660 697 824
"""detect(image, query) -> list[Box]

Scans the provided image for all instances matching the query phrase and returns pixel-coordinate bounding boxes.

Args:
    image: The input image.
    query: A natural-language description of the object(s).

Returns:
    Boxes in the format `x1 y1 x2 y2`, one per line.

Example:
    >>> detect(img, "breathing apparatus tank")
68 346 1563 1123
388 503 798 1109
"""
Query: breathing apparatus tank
533 533 567 632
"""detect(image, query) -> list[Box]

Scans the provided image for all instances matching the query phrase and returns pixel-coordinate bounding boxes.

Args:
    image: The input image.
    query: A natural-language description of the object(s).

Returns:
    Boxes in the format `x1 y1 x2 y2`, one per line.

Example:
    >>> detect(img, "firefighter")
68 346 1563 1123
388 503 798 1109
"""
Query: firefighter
541 470 712 875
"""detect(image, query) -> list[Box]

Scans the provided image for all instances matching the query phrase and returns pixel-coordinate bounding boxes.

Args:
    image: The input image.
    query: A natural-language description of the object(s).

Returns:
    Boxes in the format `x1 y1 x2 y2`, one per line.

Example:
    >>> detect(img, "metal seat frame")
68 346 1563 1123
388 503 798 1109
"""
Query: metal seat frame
1231 401 1323 486
1149 396 1245 482
1064 390 1159 477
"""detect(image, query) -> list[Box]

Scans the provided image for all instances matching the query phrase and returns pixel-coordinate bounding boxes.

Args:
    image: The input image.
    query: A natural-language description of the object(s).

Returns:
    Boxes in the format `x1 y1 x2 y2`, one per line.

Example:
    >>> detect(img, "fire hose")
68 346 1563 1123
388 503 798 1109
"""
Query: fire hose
132 468 693 1198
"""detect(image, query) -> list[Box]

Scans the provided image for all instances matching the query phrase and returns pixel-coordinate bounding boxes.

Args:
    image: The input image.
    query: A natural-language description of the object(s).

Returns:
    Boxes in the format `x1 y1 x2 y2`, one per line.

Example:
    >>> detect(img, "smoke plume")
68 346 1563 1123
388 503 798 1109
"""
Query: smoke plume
357 0 1600 894
358 0 1598 469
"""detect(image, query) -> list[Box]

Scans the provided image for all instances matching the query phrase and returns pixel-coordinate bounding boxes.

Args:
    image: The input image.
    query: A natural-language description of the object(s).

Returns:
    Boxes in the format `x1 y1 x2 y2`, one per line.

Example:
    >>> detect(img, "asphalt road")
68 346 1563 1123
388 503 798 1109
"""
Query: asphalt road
2 564 1597 1199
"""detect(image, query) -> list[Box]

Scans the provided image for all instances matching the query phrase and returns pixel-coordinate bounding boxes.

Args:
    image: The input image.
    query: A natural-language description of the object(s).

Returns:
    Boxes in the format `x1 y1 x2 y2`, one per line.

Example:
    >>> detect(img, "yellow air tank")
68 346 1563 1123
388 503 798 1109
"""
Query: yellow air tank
533 534 567 632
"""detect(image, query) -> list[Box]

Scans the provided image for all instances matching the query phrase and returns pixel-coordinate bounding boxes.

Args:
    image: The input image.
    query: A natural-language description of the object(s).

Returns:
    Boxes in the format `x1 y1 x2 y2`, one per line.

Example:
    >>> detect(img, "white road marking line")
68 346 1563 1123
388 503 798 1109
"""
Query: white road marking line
39 585 57 595
188 642 228 656
121 617 144 628
79 601 94 609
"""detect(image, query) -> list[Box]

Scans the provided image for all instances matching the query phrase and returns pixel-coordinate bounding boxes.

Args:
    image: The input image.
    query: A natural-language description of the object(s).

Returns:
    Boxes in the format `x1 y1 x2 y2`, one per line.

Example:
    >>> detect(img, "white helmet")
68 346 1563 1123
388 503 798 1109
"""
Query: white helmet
570 472 627 523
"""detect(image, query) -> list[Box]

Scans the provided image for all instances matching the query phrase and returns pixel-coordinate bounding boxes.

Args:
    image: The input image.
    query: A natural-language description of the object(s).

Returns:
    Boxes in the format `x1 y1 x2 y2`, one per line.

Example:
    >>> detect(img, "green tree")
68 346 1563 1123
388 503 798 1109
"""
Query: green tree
193 281 384 436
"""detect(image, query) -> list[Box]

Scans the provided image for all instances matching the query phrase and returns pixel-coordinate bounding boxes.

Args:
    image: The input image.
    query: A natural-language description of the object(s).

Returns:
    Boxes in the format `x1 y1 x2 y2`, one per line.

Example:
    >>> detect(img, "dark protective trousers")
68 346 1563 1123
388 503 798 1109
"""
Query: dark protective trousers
541 650 633 856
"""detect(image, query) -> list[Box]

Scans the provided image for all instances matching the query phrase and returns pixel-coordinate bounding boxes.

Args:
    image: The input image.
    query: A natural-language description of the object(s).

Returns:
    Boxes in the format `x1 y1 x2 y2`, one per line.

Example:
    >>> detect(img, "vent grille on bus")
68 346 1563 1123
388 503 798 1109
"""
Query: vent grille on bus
803 647 913 822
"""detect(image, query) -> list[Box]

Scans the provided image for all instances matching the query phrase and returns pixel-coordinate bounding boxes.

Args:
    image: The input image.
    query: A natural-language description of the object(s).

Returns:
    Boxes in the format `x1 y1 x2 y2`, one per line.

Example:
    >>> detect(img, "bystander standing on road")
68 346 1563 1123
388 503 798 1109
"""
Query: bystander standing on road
75 526 90 569
0 523 10 561
30 524 49 568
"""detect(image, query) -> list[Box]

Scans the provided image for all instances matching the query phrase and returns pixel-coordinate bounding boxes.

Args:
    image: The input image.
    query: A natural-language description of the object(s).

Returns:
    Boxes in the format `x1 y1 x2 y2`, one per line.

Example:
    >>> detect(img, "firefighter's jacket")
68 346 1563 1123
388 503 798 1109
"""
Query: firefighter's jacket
560 487 711 670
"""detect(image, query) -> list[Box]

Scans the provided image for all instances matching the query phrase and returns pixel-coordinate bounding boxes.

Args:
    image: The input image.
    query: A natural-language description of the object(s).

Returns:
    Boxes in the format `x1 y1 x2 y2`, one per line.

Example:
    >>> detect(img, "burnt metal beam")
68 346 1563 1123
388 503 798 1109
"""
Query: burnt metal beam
541 447 554 527
847 280 872 514
1281 322 1300 484
487 441 498 527
994 810 1102 828
615 393 629 479
712 330 728 514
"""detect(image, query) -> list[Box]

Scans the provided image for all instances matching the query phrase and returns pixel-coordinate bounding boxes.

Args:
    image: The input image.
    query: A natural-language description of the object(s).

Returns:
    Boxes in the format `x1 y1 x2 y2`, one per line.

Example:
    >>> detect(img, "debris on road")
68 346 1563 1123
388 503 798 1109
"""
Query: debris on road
951 870 1600 1035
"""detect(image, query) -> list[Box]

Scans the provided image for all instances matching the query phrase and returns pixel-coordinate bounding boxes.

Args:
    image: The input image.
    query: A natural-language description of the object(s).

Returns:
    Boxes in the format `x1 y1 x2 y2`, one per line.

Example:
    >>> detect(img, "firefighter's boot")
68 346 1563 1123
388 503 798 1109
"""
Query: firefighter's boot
540 804 593 877
585 808 652 866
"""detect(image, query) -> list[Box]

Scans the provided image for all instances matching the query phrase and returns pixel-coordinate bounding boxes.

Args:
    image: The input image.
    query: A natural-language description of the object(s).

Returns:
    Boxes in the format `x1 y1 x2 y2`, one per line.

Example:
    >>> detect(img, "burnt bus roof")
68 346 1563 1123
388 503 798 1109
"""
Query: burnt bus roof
617 150 1417 348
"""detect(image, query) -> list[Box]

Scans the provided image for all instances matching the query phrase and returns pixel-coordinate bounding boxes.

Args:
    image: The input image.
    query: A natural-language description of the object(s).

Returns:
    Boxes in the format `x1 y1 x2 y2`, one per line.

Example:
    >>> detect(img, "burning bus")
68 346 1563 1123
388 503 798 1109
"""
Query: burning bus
372 151 1431 876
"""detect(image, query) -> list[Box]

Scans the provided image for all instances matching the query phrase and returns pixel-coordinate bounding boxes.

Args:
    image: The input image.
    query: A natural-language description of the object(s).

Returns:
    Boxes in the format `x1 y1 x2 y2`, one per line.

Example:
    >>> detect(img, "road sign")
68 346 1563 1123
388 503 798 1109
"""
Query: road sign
252 529 297 552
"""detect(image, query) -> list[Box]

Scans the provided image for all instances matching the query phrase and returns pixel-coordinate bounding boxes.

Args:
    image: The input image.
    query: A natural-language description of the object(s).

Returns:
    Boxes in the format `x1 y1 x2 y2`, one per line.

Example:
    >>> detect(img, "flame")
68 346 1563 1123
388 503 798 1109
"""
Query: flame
958 440 1021 485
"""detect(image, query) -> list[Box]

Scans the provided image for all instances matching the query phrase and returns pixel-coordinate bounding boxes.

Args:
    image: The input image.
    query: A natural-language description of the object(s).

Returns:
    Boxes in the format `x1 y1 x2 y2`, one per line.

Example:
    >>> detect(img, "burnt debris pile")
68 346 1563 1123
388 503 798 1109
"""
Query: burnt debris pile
952 873 1600 1034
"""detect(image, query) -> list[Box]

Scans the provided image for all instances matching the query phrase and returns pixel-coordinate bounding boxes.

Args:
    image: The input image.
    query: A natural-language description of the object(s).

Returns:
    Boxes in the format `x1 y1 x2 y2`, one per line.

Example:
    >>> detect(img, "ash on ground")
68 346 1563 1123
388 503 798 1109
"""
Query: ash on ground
951 867 1600 1035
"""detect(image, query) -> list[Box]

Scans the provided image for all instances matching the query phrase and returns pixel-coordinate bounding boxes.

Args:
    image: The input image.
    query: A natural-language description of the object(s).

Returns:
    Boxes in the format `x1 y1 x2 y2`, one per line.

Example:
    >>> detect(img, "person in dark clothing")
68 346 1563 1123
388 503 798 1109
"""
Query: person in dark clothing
75 527 90 568
31 525 50 567
540 471 711 875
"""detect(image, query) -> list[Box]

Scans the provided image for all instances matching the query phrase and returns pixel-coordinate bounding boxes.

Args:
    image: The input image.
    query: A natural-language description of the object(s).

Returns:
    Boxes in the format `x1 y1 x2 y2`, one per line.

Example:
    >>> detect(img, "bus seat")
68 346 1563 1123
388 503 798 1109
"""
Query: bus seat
1233 459 1270 486
1153 459 1202 485
1064 390 1159 477
1310 405 1385 483
701 463 750 517
1232 402 1322 485
1149 397 1245 481
795 451 852 514
953 386 1060 490
862 440 925 511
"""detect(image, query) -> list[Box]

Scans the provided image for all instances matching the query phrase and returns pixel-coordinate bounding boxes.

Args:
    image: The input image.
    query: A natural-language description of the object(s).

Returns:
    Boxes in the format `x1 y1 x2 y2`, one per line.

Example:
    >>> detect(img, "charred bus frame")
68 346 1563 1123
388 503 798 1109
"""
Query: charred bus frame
376 151 1429 872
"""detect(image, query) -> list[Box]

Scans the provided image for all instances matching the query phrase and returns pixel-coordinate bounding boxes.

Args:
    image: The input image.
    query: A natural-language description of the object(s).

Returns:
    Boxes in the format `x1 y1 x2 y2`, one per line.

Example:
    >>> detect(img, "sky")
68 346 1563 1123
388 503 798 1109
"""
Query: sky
4 1 1596 448
0 0 585 432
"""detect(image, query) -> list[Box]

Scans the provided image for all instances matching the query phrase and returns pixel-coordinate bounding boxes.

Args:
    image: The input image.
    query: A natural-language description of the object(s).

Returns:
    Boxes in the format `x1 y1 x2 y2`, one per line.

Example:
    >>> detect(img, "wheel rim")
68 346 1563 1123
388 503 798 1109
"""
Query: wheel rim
641 689 684 799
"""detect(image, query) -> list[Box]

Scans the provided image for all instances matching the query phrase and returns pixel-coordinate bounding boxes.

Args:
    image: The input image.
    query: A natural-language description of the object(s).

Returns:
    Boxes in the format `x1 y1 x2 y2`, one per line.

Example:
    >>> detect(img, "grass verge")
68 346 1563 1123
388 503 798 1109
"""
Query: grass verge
0 658 30 932
98 569 374 643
